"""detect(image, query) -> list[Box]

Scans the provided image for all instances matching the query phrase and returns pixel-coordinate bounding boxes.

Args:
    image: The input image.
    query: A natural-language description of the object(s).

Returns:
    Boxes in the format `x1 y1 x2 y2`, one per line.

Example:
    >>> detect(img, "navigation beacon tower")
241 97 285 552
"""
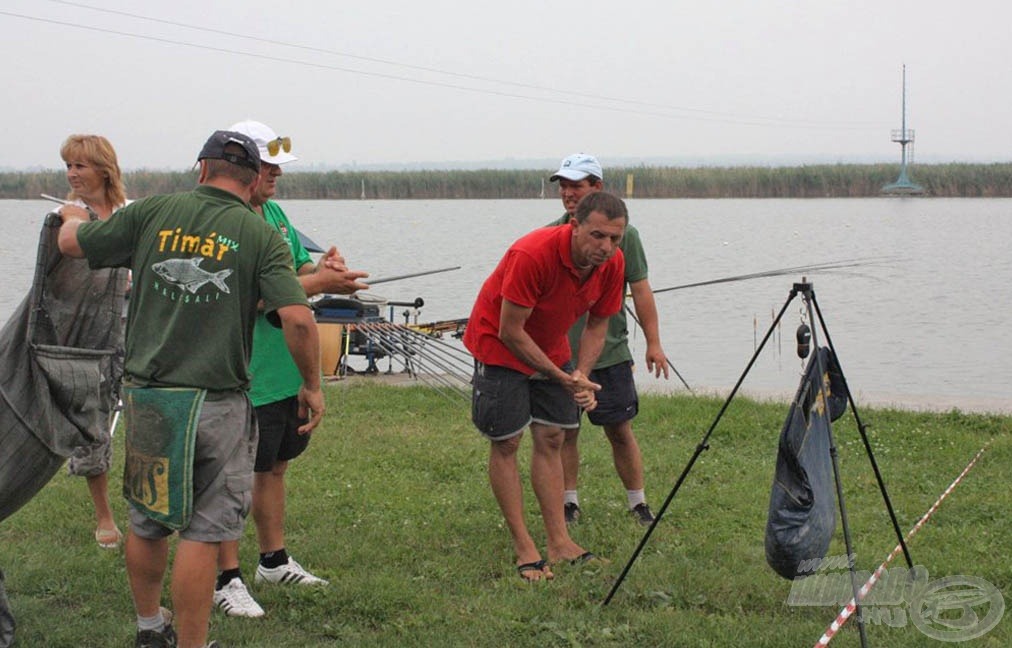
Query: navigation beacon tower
882 65 925 195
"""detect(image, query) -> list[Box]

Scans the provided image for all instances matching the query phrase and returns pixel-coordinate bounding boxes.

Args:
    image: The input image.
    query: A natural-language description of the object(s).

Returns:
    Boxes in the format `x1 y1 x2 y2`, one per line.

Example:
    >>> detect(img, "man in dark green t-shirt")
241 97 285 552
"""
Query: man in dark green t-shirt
547 153 671 527
58 130 324 648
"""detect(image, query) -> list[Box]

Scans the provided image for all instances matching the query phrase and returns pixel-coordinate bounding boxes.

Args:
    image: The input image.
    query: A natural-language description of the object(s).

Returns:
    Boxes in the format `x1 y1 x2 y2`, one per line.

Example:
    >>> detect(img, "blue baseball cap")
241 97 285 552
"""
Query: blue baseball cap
550 153 603 182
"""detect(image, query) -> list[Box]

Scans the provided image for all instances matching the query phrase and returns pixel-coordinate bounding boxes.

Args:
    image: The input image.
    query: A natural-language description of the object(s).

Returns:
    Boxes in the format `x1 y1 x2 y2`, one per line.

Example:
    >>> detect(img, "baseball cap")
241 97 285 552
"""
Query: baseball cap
228 120 298 165
197 130 261 172
549 153 603 182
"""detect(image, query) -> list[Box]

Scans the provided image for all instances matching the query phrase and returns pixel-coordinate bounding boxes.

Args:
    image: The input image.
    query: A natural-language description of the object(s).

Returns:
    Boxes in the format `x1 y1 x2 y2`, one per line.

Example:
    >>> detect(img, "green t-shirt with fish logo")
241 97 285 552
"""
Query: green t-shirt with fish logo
77 185 307 390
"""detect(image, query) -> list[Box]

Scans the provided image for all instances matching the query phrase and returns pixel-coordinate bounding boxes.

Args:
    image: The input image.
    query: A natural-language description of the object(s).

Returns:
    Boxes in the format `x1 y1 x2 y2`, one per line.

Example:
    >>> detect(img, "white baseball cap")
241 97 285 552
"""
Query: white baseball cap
227 120 298 165
550 153 603 182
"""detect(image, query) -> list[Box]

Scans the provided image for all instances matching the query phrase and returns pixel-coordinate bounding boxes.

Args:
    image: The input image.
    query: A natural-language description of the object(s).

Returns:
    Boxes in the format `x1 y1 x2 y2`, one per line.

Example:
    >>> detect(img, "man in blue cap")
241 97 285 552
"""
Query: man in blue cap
547 153 671 527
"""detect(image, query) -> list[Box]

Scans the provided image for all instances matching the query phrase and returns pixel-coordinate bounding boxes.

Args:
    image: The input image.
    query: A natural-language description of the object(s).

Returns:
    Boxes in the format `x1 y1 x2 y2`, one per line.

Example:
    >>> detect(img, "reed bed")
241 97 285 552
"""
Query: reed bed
5 163 1012 200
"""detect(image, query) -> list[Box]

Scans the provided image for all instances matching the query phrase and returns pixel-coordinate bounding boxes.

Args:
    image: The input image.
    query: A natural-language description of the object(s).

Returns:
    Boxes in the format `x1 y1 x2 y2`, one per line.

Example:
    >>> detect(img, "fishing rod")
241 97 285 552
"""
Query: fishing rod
40 193 100 221
364 265 461 287
40 193 69 205
351 321 472 403
650 257 898 295
631 257 897 394
623 304 693 394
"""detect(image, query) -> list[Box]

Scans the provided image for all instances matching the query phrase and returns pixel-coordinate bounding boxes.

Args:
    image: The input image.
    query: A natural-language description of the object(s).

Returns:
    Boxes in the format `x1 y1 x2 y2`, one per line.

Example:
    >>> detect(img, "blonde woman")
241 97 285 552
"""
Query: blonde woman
58 134 130 550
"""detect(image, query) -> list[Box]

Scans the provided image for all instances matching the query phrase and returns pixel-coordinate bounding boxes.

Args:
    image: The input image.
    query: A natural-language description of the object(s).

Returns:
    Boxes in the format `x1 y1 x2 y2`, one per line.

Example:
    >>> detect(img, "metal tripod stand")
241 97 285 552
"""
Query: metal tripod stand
603 280 914 648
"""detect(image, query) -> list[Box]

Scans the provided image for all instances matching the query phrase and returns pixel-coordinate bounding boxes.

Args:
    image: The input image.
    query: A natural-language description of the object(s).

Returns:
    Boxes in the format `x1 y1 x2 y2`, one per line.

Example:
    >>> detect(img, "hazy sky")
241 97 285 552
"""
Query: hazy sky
3 0 1011 171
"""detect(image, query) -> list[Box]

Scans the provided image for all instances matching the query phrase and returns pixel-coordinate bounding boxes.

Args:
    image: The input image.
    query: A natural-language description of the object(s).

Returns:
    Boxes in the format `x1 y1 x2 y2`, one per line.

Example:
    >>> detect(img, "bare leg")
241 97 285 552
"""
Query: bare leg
171 539 220 648
87 472 120 544
530 423 586 563
217 462 288 573
253 462 288 554
217 539 240 572
603 420 645 493
125 530 168 619
488 434 549 578
561 427 581 492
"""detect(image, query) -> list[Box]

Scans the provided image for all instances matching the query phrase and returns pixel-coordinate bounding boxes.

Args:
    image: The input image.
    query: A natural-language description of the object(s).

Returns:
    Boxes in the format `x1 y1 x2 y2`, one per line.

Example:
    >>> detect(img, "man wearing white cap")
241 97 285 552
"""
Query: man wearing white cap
212 120 369 618
548 153 670 527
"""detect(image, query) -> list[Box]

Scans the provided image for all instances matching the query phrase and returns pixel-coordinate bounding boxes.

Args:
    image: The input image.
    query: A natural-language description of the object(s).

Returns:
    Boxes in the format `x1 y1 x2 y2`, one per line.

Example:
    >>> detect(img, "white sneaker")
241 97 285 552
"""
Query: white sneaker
255 556 328 585
212 577 265 618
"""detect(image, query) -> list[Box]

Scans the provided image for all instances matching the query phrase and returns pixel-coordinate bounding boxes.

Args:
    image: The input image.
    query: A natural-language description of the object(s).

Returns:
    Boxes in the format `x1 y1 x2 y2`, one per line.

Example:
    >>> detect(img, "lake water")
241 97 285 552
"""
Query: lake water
2 197 1009 414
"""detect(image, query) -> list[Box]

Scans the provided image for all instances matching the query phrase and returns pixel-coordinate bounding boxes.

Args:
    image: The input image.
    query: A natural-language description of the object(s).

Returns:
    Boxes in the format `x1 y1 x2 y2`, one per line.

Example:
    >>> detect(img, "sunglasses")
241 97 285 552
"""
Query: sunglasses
266 136 292 157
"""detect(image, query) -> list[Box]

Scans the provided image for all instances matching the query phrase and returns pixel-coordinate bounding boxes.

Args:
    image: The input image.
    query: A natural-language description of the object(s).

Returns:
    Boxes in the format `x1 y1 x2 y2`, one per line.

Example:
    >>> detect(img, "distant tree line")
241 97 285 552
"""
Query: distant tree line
3 163 1012 200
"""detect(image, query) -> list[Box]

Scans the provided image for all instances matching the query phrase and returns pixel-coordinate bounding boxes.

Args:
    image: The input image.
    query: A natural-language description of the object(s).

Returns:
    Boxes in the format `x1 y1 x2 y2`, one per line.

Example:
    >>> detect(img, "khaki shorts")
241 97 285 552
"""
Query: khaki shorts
129 391 257 543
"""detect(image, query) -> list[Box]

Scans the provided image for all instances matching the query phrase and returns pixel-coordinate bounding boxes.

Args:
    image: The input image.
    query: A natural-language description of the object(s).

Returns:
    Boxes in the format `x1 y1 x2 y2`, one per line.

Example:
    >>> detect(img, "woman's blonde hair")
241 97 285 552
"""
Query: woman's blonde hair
60 134 126 208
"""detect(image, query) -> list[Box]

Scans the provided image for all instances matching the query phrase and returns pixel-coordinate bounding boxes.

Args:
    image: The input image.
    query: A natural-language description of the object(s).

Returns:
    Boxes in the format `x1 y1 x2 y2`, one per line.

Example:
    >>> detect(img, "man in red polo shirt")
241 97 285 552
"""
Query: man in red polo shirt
463 191 627 582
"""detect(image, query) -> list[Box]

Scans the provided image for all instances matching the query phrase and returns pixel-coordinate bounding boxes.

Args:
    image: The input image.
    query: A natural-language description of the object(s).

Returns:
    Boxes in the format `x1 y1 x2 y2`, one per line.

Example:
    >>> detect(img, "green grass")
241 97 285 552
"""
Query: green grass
2 384 1009 647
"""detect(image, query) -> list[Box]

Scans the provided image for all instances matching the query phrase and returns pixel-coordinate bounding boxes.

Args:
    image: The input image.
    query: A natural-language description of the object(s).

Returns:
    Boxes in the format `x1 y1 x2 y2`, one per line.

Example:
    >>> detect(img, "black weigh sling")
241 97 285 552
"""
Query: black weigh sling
765 346 848 580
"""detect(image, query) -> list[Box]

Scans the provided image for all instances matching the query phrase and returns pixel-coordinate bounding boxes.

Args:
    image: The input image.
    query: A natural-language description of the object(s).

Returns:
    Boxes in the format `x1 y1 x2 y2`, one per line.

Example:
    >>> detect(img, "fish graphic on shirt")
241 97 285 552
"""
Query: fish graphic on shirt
151 257 232 294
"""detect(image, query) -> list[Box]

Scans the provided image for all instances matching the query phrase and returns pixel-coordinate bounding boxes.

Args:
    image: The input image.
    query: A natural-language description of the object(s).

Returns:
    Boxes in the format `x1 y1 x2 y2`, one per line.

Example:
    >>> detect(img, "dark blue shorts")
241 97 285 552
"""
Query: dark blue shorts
471 361 580 441
585 361 639 426
254 396 310 472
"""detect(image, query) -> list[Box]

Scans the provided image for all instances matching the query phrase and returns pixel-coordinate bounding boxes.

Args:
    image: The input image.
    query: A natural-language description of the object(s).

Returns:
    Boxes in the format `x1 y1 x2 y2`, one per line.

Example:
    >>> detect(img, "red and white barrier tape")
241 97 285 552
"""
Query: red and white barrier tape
813 442 990 647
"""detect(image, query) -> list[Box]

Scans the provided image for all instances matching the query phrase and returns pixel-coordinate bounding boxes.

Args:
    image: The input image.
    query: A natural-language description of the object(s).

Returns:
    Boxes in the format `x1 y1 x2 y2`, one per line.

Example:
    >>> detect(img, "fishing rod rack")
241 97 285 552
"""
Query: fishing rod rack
605 280 913 648
313 295 473 403
314 296 388 373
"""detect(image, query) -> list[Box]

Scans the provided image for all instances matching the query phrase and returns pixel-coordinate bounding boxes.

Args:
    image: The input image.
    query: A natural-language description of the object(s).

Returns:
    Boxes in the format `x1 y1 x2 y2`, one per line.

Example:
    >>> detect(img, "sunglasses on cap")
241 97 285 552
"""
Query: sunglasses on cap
266 136 292 157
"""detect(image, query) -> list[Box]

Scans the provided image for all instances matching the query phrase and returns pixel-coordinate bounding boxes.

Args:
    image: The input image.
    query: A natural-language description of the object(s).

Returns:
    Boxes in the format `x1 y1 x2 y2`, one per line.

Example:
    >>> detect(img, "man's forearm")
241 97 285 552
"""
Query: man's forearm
279 305 322 389
298 272 326 298
296 261 330 298
297 261 369 297
575 314 608 375
57 217 86 258
630 280 663 347
498 300 570 382
500 329 570 382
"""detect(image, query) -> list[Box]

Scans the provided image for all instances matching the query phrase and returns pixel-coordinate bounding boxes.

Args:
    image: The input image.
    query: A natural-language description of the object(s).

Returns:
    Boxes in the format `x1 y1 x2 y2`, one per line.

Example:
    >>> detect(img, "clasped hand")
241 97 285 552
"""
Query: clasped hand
565 369 600 412
317 246 370 294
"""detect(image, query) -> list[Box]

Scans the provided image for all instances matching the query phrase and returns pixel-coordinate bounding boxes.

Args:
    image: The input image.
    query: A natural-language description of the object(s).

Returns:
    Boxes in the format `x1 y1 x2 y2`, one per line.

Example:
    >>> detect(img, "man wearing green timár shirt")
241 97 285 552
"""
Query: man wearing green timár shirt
59 129 324 648
211 120 370 619
547 153 671 527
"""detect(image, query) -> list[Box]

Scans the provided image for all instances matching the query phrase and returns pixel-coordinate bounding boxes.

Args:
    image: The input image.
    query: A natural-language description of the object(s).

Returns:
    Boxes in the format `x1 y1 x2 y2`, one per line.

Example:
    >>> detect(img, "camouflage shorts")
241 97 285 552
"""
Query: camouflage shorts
67 435 113 477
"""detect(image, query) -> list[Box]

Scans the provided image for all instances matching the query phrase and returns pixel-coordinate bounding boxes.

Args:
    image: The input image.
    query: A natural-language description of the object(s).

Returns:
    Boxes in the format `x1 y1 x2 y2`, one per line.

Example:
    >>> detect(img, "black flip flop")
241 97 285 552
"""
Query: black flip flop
570 551 610 566
517 559 552 581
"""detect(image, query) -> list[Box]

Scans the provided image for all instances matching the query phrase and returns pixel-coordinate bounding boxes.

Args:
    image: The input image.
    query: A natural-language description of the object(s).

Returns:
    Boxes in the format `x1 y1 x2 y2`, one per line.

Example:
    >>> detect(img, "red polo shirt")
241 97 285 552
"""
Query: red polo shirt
463 224 625 375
